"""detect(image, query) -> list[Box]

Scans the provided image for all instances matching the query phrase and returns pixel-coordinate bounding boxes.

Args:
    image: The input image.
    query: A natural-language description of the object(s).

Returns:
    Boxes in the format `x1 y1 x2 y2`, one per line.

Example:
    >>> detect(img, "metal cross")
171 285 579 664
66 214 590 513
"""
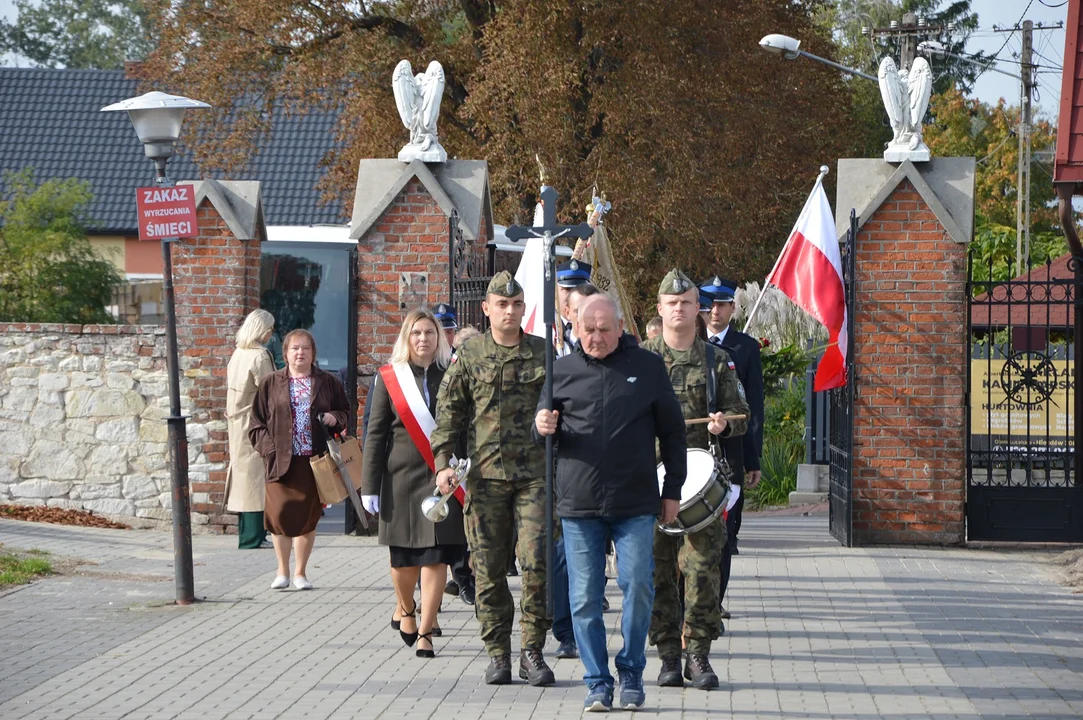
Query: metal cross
503 184 592 617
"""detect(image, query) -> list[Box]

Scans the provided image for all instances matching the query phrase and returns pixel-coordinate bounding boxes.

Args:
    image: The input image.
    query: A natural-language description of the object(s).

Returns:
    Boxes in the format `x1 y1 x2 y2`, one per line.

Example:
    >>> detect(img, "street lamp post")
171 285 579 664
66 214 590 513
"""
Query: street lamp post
101 92 210 605
758 34 878 82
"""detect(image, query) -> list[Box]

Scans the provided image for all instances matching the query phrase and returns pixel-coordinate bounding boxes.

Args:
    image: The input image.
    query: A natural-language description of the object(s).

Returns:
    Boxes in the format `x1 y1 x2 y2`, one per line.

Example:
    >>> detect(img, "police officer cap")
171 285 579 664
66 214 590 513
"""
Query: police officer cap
556 259 592 288
486 270 524 298
433 303 458 329
698 291 713 313
699 275 737 303
658 268 696 296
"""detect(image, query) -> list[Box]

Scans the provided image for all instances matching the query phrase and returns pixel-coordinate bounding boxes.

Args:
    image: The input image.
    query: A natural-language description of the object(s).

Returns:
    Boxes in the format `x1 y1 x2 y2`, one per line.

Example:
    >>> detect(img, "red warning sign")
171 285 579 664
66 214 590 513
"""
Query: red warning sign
135 185 198 241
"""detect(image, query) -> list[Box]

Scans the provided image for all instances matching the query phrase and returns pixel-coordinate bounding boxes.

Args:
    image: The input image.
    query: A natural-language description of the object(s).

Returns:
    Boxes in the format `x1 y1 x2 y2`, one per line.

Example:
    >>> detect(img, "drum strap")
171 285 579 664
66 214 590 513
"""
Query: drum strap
704 342 718 414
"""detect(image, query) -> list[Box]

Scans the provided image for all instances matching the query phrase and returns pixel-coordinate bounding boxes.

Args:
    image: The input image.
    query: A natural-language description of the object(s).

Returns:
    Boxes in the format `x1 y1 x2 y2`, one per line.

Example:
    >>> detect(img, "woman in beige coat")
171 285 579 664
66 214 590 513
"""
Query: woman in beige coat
225 309 276 549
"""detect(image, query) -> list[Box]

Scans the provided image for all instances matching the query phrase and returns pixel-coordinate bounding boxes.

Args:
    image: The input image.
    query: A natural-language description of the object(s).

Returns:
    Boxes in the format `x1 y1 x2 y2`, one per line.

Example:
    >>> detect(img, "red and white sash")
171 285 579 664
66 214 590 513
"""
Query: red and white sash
379 362 465 504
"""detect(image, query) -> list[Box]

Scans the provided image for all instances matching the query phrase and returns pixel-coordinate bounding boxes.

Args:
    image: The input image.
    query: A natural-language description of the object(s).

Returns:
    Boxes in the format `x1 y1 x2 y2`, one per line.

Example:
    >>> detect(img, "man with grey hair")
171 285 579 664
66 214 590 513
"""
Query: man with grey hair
534 292 686 712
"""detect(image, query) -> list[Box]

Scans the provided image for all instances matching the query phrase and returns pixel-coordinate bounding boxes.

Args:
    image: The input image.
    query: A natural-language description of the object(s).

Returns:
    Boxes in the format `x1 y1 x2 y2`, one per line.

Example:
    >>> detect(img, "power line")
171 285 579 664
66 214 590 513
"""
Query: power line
980 0 1036 81
1038 0 1067 8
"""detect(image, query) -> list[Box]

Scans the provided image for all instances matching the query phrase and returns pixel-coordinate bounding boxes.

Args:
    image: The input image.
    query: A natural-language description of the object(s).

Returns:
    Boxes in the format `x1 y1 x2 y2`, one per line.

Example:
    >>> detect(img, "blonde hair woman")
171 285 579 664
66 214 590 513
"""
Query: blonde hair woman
225 309 276 549
250 329 350 590
361 309 464 659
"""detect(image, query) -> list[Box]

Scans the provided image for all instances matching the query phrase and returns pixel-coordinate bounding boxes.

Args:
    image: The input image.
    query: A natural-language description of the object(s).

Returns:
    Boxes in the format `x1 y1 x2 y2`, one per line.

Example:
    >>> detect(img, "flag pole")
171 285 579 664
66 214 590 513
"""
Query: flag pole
743 165 830 334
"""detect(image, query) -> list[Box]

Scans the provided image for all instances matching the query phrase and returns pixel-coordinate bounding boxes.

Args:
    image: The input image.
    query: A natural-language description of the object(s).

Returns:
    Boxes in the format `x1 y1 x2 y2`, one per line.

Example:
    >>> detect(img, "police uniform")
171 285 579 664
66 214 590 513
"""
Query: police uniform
556 259 591 357
700 277 764 615
644 269 749 691
430 271 554 686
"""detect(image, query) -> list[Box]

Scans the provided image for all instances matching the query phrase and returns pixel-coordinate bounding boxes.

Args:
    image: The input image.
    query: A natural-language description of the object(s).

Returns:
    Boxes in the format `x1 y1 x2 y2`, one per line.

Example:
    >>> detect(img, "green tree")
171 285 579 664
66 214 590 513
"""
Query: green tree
924 86 1066 282
0 0 154 70
140 0 866 318
815 0 985 157
0 169 122 323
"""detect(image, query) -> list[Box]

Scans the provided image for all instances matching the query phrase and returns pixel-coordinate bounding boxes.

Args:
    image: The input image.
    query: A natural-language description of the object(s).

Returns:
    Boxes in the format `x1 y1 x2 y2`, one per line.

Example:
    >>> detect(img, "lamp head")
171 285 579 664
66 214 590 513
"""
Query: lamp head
101 91 210 162
759 33 801 60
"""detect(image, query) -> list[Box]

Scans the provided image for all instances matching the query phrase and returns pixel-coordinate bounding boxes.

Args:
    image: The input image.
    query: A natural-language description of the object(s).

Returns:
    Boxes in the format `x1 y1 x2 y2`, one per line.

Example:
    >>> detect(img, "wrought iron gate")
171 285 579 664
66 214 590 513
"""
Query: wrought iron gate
828 210 858 547
449 210 491 331
967 252 1083 541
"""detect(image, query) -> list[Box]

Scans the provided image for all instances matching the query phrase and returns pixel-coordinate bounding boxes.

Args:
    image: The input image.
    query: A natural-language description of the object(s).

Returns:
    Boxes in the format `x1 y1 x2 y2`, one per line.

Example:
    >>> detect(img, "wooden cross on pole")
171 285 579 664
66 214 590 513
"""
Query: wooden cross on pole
504 184 592 615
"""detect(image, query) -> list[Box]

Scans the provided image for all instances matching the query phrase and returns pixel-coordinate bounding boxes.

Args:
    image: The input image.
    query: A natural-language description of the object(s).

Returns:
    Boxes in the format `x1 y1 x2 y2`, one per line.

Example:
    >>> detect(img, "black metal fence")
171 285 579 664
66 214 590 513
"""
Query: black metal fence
449 209 491 332
827 210 857 547
966 252 1083 541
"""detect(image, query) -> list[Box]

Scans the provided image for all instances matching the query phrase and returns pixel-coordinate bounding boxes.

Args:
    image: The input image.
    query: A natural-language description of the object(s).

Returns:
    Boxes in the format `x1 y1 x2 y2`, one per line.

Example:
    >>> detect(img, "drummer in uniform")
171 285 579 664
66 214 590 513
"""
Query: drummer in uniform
430 271 555 687
643 269 749 690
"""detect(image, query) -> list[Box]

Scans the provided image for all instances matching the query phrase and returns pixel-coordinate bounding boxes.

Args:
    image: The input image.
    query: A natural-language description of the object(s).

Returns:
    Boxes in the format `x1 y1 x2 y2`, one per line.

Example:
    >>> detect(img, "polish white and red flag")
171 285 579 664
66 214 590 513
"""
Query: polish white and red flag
516 200 548 337
765 177 848 391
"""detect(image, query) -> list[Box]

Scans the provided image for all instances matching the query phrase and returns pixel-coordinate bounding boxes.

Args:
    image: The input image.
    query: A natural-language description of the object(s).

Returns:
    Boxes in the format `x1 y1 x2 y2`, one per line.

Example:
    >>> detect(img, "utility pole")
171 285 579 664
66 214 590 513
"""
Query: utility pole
995 20 1060 275
866 12 944 72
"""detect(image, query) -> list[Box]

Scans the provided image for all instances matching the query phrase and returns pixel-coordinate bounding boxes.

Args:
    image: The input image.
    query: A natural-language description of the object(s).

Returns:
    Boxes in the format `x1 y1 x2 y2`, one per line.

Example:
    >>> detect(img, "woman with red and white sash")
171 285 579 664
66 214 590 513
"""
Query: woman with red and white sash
361 308 467 659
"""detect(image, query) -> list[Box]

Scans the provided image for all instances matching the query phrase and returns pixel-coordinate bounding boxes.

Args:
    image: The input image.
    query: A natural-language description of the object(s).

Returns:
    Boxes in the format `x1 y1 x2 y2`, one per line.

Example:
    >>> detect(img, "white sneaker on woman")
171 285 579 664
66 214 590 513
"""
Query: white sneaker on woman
293 576 313 590
270 575 289 590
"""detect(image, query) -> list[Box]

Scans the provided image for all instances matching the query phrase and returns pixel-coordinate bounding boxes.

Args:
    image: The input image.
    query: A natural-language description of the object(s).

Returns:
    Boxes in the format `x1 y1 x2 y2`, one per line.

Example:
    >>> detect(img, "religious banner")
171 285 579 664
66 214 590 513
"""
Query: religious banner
970 356 1074 451
572 195 640 339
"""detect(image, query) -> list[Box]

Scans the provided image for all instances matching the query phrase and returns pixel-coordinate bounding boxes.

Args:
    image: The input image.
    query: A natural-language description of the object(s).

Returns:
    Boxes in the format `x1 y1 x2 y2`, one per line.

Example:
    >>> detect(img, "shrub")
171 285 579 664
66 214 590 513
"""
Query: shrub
747 380 804 508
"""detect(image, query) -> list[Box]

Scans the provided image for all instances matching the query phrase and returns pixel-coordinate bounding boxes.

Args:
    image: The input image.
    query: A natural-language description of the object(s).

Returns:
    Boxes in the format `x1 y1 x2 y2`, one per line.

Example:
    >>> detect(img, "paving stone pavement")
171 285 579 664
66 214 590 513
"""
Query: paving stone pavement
1 514 1081 719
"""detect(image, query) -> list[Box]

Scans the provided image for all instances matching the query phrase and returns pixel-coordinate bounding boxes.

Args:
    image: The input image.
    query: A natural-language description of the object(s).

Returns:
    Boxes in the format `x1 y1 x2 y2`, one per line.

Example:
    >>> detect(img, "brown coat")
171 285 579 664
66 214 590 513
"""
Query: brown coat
361 362 467 548
249 366 350 483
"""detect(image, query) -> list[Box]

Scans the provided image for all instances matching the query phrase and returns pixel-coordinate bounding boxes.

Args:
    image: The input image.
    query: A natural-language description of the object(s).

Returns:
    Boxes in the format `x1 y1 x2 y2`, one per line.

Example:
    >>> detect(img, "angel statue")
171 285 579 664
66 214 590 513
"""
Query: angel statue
392 59 447 163
878 55 932 162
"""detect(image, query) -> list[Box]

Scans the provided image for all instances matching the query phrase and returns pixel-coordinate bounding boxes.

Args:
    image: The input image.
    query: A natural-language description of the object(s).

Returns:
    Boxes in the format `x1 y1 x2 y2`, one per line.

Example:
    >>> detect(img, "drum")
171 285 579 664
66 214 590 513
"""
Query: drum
656 448 731 536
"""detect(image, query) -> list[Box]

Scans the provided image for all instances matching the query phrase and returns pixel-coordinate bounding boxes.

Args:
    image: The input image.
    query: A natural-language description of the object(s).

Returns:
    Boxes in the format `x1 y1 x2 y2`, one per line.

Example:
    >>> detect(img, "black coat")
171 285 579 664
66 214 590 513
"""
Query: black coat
360 362 467 548
533 334 687 519
711 326 765 482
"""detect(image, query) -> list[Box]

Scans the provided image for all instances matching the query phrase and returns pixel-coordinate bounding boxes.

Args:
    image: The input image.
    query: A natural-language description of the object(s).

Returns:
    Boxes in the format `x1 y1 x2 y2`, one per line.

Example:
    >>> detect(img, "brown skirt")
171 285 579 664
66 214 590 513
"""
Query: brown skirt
265 455 322 537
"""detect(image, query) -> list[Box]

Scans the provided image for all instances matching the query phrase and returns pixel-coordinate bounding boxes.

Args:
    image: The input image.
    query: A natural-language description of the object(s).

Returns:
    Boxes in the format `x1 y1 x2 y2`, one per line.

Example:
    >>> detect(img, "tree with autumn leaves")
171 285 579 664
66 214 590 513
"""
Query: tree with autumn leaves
136 0 865 317
925 85 1066 282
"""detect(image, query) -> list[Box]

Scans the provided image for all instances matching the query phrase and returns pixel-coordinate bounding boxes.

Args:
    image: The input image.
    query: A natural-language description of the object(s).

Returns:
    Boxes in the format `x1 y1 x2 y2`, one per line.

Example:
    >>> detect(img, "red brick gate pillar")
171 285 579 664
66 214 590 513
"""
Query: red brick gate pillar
837 159 975 545
349 160 492 420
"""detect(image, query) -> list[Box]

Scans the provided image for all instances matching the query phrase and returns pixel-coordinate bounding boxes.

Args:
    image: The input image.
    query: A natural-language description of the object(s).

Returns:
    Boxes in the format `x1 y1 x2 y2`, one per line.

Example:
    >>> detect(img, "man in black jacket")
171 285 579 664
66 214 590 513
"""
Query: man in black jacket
699 276 765 622
534 293 686 712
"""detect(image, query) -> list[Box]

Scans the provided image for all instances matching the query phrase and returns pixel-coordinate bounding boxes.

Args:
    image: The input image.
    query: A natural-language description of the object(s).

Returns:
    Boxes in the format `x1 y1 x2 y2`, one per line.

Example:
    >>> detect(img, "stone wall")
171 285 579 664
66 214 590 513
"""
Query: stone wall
851 179 967 545
0 324 223 529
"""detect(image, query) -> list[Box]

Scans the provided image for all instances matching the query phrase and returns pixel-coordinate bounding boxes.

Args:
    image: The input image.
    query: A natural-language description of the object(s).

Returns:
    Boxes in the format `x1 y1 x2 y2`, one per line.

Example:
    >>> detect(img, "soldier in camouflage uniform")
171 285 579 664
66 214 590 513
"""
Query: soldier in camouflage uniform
643 269 749 691
430 271 555 687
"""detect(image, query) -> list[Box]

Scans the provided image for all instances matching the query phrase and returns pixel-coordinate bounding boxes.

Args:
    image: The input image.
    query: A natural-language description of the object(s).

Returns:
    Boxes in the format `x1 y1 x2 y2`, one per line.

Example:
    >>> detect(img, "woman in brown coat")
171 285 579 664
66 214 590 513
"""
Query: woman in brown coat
361 309 467 658
249 329 349 591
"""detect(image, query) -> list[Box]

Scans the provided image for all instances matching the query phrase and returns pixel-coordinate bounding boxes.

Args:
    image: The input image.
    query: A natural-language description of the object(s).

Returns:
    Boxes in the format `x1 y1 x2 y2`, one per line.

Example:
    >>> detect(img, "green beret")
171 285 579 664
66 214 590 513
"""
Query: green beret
486 270 523 298
658 268 696 296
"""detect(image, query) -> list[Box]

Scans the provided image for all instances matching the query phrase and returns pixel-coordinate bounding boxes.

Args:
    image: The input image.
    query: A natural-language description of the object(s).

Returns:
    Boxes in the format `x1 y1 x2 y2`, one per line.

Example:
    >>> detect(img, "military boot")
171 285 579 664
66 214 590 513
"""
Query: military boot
519 648 555 686
657 655 684 687
684 653 719 690
484 654 512 685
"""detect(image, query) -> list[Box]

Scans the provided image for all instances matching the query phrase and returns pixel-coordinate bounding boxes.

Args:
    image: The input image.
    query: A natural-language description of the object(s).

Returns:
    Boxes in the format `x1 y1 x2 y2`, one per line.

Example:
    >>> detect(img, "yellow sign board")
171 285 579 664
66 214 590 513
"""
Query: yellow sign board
970 357 1073 450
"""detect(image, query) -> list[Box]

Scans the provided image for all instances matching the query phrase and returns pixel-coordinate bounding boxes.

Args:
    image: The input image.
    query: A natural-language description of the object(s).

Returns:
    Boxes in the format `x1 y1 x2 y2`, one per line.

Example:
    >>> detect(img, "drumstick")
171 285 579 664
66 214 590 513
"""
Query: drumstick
685 414 747 425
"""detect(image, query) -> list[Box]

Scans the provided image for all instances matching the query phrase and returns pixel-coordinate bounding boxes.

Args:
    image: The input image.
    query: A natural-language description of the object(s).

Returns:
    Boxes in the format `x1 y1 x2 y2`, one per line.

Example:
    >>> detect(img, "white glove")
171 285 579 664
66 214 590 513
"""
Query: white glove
726 484 741 512
362 495 380 515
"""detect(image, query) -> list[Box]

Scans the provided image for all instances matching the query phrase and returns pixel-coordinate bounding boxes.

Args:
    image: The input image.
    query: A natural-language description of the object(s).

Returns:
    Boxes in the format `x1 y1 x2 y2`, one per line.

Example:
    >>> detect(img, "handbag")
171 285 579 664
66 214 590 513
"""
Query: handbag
310 433 364 504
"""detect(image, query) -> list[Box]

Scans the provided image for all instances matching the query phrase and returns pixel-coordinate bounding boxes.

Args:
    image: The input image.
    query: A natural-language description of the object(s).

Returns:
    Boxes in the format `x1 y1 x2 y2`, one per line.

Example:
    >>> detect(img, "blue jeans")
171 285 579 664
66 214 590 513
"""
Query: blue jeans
552 528 573 643
562 514 656 688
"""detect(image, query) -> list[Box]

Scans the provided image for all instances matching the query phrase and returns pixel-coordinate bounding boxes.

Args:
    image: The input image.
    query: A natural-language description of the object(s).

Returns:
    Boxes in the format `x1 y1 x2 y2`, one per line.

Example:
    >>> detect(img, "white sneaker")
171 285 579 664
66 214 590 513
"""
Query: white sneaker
293 576 313 590
270 575 289 590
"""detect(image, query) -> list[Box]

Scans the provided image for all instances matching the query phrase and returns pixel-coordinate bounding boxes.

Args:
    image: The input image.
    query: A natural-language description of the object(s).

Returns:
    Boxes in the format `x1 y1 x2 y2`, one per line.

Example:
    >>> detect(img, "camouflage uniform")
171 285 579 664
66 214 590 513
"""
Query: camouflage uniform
430 273 551 658
644 270 749 660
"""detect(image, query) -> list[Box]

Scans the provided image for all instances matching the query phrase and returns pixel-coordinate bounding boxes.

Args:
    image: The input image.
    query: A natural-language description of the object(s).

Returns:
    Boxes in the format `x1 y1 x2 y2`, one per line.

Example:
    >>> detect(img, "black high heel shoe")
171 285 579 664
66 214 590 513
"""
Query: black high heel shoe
399 602 418 647
416 632 434 659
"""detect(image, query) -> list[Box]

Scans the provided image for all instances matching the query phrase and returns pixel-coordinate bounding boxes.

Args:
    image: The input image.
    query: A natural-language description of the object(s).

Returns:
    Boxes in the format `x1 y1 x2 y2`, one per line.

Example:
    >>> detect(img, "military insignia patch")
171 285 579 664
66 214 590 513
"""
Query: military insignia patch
570 260 579 271
438 304 447 313
674 279 685 292
713 276 722 286
506 281 515 295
